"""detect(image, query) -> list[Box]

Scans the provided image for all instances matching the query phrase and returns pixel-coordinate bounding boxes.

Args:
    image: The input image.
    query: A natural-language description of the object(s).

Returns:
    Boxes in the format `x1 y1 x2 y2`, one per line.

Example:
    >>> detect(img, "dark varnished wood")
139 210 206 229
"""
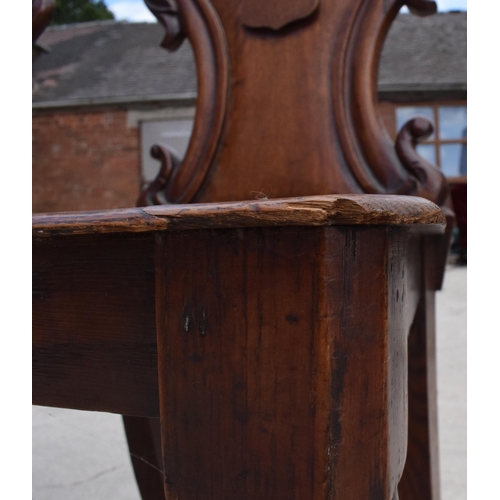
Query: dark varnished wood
32 195 445 499
154 225 427 499
133 2 451 496
33 199 447 500
32 0 55 42
137 145 182 207
145 0 186 51
32 195 444 418
32 232 160 416
123 417 166 499
399 291 440 500
387 230 422 500
426 206 455 291
395 117 448 206
398 234 444 500
33 0 451 497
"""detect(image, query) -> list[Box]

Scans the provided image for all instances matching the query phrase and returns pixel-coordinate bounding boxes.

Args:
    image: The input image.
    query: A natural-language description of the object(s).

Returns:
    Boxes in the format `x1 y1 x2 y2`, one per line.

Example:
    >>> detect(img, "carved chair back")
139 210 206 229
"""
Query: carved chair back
140 0 448 208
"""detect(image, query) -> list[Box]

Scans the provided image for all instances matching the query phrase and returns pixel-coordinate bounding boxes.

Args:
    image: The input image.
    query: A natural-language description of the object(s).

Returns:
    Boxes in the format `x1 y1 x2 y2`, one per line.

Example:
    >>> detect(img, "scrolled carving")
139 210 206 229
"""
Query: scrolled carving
137 145 182 206
395 117 448 206
331 0 446 205
145 0 185 51
140 0 229 205
33 0 55 42
405 0 437 16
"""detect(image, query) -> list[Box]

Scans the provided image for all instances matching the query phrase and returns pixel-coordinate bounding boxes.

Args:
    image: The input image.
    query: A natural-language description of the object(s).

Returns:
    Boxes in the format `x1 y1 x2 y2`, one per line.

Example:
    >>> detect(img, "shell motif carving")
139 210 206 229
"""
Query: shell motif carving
139 0 229 206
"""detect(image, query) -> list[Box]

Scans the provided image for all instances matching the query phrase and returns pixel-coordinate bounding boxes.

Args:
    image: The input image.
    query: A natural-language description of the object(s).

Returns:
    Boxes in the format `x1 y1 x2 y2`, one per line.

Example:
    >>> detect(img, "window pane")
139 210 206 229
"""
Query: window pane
141 119 194 182
416 144 437 165
396 106 435 140
438 106 467 140
440 144 467 177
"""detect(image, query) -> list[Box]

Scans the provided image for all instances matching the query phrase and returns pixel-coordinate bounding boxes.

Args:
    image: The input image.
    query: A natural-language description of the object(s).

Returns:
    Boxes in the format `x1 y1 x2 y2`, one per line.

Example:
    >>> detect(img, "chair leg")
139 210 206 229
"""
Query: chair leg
123 416 166 500
121 281 438 500
398 293 441 500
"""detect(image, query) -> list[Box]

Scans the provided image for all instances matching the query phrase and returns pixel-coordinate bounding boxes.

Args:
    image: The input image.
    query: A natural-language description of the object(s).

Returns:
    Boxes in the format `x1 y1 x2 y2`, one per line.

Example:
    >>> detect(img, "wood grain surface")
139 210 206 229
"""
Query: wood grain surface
241 0 319 29
141 0 444 206
33 218 438 497
32 212 444 499
33 232 160 416
33 194 445 237
123 417 166 498
145 0 229 203
154 225 422 499
33 1 448 498
398 237 442 500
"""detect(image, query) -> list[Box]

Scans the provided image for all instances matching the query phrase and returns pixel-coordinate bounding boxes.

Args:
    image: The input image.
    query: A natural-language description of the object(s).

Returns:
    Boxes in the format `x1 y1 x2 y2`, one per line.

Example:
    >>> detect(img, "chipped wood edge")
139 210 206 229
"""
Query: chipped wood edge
32 208 168 237
32 195 446 237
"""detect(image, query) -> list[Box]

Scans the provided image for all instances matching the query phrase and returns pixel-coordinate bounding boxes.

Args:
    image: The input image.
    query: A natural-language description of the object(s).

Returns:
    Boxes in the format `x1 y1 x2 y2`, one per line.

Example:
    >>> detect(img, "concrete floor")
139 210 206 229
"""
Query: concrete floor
435 264 467 499
33 265 466 500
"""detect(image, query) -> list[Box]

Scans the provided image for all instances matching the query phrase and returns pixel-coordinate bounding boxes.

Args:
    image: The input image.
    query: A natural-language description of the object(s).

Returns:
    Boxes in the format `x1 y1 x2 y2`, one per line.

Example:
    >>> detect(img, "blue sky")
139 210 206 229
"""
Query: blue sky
104 0 466 23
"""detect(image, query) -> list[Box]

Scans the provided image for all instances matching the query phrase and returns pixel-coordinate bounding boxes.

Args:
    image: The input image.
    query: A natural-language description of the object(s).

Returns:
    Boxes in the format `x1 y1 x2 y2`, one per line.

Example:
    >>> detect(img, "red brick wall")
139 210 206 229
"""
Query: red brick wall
377 101 397 140
33 107 141 212
31 102 400 213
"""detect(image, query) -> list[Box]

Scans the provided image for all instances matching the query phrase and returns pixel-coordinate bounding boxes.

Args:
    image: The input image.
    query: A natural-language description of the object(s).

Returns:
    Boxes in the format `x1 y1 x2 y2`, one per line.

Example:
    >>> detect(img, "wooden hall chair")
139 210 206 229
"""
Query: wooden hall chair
32 0 453 499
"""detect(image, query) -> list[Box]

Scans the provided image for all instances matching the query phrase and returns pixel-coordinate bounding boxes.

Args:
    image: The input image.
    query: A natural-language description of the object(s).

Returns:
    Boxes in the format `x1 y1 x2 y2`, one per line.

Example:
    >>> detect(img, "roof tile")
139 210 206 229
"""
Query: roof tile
33 12 466 105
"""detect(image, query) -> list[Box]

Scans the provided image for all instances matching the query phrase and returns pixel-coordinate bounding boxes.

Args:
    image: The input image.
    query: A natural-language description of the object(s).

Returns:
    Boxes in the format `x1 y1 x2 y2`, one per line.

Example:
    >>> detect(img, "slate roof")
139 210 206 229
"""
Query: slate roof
33 12 466 107
32 20 197 106
378 11 466 94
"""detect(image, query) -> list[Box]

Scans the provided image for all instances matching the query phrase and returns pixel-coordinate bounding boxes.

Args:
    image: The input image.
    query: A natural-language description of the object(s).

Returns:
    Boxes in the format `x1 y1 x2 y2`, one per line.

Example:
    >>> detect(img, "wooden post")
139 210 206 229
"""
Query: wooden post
154 224 420 499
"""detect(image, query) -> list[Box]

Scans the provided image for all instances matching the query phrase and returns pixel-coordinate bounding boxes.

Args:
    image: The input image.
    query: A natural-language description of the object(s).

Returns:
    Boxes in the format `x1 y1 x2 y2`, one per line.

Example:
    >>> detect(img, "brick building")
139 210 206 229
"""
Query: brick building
32 13 466 213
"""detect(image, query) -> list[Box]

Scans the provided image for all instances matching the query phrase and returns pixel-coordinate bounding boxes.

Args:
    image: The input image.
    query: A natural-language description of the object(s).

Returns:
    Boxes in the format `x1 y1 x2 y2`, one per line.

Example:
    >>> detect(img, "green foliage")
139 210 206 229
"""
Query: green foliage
51 0 115 25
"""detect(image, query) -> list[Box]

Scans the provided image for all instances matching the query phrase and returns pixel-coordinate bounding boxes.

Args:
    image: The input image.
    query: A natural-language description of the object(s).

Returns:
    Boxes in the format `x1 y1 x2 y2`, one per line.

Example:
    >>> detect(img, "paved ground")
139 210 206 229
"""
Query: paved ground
33 265 466 500
435 264 467 500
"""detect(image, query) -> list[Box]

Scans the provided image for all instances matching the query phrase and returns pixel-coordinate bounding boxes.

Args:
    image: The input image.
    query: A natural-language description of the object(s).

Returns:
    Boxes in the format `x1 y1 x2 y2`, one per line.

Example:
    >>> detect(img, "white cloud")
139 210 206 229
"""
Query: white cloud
108 1 156 22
